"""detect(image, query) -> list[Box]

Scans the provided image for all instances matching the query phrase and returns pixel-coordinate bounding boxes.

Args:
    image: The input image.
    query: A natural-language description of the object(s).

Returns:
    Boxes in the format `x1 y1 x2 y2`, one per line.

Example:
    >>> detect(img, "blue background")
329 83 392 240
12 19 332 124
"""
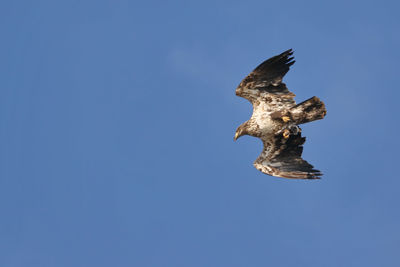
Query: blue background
1 0 399 266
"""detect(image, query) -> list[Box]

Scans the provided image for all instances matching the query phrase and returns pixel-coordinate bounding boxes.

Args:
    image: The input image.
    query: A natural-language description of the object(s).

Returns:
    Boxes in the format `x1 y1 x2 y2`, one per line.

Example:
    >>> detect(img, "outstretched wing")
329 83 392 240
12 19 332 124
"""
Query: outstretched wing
254 132 322 179
236 49 296 108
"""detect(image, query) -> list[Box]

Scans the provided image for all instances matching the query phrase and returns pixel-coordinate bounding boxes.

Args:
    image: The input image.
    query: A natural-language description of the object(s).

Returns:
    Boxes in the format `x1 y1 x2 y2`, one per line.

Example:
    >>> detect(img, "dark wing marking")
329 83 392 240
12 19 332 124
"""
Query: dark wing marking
254 132 322 179
235 49 296 105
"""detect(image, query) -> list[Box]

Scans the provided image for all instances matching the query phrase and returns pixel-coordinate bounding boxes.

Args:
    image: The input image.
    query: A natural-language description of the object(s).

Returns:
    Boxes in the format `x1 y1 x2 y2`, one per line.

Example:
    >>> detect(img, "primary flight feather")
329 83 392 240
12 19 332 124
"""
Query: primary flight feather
234 49 326 179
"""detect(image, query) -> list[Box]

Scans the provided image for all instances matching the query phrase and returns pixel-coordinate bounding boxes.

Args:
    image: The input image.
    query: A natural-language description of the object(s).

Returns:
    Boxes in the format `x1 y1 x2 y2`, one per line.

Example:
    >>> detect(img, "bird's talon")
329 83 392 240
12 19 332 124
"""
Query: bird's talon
283 129 290 139
282 116 290 122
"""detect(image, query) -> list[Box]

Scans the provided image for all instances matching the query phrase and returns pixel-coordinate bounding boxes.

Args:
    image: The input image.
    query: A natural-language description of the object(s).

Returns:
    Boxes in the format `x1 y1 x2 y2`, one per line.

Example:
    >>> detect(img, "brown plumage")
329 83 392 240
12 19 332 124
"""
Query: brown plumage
234 49 326 179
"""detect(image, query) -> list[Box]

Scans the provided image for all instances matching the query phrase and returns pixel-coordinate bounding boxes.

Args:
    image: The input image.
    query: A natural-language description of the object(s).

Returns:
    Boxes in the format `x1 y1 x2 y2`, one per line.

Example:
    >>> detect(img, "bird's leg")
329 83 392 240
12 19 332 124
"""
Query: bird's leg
270 111 291 122
281 116 291 122
283 129 290 139
289 124 301 135
281 124 300 139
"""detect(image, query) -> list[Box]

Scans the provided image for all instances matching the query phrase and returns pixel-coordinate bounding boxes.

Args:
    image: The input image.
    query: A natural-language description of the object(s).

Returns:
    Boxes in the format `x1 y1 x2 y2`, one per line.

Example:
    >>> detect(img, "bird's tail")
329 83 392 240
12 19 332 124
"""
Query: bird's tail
290 96 326 125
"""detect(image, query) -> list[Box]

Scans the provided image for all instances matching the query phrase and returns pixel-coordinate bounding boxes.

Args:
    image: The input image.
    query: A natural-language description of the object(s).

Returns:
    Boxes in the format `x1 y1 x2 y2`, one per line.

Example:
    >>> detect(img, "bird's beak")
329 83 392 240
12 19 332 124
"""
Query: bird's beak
234 132 239 141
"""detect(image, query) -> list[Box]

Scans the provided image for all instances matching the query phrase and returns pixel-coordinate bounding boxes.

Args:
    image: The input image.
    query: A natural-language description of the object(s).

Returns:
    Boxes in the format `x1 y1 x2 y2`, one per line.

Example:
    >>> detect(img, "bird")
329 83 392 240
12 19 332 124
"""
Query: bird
234 49 326 179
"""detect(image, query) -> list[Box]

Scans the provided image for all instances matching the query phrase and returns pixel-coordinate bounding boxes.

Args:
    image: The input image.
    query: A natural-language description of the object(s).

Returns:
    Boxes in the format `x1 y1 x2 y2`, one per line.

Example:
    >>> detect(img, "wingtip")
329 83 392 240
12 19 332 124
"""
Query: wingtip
283 48 294 55
308 172 323 179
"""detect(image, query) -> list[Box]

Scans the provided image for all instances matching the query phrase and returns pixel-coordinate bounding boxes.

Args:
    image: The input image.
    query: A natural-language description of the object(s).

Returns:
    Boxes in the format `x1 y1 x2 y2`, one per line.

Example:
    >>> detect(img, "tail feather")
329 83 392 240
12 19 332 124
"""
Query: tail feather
290 96 326 124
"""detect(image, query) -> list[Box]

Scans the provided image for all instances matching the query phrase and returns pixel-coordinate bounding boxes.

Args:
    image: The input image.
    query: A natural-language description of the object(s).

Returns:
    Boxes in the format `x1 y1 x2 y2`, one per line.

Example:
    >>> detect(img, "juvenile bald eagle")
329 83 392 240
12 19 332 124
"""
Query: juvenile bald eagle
234 49 326 179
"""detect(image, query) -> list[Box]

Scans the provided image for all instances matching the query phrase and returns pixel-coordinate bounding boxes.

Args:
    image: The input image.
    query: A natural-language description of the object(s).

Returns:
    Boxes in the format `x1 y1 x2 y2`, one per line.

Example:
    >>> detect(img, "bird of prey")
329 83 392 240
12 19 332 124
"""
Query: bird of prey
234 49 326 179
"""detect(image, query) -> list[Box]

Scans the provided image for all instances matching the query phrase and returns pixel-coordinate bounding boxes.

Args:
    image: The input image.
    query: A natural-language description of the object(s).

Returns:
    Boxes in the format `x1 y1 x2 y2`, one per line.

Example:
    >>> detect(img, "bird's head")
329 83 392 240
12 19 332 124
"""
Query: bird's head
234 122 249 141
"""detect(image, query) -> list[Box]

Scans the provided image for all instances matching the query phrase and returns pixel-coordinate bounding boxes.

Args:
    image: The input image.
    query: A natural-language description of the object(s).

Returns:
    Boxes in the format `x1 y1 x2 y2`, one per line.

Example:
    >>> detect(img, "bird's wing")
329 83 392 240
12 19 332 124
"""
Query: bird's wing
254 132 322 179
236 49 296 109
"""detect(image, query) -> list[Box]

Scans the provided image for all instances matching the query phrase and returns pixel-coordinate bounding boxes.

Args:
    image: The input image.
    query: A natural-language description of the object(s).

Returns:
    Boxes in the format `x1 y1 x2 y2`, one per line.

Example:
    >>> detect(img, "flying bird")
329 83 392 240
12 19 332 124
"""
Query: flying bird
234 49 326 179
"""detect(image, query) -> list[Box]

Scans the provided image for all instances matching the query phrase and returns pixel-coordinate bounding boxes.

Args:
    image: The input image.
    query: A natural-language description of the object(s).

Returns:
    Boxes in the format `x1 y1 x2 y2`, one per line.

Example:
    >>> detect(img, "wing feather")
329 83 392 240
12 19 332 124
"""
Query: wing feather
236 49 296 107
254 132 322 179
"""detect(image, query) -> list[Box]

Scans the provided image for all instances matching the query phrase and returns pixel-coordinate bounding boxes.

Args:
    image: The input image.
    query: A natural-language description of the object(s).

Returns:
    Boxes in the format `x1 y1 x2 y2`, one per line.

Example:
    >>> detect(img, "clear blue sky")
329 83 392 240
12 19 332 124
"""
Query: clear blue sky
1 0 399 266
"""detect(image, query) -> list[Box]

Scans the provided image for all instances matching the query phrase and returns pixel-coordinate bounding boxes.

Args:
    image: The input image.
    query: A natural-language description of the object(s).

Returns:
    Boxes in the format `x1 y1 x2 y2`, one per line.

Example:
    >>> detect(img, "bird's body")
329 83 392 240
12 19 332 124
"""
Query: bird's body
234 49 326 179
